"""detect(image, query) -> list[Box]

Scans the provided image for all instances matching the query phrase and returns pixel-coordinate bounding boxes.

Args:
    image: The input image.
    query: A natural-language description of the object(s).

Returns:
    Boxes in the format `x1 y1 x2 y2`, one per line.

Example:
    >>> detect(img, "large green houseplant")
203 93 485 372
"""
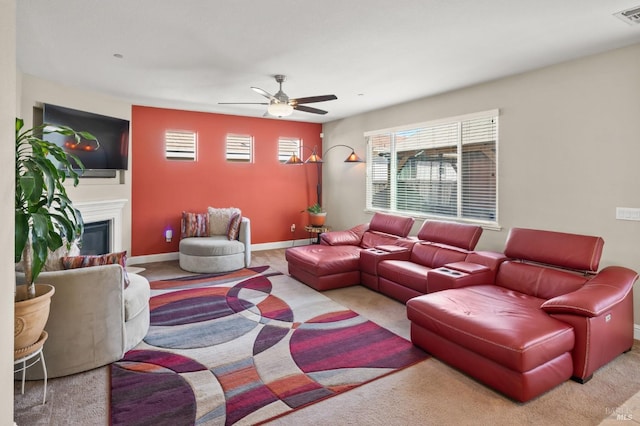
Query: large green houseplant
15 117 96 299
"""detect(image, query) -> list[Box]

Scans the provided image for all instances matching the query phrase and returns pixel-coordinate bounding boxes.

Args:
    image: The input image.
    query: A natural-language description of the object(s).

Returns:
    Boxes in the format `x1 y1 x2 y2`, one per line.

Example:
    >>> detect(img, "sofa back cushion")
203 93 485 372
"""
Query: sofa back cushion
417 220 483 250
361 230 407 249
321 224 368 246
410 242 469 268
496 261 589 299
369 213 414 238
208 207 242 236
504 228 604 272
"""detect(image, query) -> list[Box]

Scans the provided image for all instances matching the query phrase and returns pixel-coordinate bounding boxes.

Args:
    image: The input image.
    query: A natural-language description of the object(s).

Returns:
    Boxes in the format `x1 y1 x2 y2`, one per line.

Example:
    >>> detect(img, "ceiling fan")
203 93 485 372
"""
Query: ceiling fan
219 75 337 117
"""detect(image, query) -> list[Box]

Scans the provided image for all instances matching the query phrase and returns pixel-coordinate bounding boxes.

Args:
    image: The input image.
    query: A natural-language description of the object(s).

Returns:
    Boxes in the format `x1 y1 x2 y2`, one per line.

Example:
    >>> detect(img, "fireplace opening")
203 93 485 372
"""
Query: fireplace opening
81 220 111 255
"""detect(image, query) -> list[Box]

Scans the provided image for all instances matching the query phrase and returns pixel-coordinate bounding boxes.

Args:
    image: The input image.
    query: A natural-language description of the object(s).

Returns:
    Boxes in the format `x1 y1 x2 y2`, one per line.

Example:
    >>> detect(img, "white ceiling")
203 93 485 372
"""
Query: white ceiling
16 0 640 124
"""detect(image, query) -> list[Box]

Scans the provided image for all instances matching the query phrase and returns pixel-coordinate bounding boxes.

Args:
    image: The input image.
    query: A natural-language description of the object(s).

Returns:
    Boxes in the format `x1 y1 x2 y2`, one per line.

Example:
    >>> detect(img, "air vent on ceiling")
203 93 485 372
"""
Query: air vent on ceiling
614 6 640 25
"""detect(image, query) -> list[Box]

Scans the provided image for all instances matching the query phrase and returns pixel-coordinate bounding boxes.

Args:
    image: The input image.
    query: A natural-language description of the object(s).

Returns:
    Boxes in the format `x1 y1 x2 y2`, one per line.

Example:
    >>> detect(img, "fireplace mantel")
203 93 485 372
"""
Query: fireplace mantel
74 199 127 252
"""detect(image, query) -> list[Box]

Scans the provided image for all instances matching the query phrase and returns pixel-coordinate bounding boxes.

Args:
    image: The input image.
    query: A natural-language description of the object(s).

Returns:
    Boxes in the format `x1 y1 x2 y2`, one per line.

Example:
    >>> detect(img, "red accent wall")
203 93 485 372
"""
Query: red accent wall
131 106 322 256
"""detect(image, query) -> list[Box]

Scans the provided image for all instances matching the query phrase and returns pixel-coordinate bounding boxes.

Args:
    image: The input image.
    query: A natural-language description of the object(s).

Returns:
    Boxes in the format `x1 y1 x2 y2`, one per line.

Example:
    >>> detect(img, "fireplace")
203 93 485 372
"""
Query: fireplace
81 220 111 255
74 199 127 253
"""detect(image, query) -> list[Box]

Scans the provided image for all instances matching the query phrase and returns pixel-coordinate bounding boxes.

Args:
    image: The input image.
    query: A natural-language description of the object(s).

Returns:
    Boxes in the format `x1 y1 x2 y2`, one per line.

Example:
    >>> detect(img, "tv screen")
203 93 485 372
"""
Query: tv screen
42 104 130 171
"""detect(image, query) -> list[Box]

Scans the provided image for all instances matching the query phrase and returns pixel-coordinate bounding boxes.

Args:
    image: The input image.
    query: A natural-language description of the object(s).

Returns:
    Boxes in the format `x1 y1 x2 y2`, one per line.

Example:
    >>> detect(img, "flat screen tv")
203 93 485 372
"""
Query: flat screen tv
41 104 130 176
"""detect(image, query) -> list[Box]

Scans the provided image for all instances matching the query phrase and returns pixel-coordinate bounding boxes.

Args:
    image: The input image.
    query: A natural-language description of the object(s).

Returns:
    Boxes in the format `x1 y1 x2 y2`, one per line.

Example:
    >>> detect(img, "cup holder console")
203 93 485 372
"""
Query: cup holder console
435 267 466 277
366 248 389 255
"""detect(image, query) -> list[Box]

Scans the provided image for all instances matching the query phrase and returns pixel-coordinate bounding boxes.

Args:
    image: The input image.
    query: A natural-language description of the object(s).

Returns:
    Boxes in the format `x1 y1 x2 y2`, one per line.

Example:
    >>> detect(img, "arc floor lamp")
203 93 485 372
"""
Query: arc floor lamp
285 144 364 206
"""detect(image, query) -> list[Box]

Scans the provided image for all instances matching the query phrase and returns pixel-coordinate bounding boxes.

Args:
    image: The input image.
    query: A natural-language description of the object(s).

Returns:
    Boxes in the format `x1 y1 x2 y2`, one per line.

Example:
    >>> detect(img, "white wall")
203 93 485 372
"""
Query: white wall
2 0 16 423
19 75 133 254
322 43 640 326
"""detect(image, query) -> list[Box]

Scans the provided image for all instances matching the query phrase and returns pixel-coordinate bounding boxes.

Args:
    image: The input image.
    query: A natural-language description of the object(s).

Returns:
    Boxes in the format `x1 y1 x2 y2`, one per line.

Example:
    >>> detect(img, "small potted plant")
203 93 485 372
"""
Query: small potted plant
306 203 327 227
14 117 96 357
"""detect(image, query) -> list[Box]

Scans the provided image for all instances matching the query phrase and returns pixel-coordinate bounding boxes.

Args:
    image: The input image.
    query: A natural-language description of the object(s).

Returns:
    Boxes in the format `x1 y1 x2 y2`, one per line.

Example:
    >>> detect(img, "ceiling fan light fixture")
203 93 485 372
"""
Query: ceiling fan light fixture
267 102 294 117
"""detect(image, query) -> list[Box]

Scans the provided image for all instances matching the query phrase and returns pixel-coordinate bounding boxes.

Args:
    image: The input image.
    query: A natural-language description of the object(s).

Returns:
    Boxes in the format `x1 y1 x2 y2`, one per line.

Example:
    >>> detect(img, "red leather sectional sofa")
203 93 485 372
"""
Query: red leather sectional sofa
285 213 638 402
408 227 637 402
285 212 415 291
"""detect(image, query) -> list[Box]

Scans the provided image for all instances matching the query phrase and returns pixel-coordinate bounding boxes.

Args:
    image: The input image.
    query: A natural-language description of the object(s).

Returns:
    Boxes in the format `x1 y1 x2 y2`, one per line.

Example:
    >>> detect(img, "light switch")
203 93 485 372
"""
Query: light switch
616 207 640 221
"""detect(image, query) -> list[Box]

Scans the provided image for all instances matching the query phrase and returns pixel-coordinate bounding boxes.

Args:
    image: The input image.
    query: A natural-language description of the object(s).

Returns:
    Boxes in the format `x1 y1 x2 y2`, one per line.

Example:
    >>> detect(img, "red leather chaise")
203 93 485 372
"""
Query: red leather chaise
285 212 414 291
407 227 637 402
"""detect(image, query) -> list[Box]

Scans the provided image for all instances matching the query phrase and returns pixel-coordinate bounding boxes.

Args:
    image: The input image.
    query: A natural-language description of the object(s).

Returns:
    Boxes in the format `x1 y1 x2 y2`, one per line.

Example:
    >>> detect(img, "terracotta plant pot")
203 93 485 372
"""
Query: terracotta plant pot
309 212 327 227
14 284 55 359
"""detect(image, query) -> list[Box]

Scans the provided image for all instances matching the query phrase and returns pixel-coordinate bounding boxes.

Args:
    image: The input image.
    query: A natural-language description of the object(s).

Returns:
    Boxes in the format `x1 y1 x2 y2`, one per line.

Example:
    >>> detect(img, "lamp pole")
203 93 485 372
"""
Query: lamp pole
285 144 363 208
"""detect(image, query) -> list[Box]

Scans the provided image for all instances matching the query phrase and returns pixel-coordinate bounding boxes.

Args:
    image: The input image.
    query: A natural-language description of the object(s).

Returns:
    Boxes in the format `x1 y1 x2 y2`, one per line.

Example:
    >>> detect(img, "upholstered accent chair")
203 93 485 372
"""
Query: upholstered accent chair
179 213 251 274
16 264 150 379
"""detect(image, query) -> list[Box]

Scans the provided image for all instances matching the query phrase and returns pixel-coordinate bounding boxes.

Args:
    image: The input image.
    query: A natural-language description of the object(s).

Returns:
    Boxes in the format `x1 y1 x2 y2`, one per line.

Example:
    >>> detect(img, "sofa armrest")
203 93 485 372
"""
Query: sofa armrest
321 223 368 246
239 217 251 266
541 266 638 317
465 251 508 271
427 265 495 292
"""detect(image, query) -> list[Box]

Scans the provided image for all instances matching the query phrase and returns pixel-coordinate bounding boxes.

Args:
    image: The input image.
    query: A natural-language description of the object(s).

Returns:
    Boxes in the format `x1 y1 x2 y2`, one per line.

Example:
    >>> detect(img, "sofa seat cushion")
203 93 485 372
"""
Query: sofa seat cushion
124 273 151 322
407 285 575 373
285 245 362 276
179 236 245 257
378 260 432 293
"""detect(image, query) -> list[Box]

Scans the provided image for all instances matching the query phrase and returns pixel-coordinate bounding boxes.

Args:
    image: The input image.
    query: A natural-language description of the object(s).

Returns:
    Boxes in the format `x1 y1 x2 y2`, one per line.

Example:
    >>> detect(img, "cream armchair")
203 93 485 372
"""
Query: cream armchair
179 216 251 273
16 264 150 379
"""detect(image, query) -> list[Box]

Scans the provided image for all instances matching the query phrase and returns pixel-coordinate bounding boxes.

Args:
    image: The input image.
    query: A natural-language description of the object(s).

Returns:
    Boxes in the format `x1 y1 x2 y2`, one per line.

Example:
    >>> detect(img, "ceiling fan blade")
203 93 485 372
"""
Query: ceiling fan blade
218 102 269 105
294 104 329 115
291 94 337 105
251 87 275 100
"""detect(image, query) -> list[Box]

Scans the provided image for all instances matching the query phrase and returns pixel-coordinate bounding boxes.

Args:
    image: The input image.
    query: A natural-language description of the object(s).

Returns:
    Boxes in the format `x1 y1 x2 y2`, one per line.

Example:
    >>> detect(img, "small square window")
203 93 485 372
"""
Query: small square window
165 130 196 160
278 137 301 163
226 134 253 162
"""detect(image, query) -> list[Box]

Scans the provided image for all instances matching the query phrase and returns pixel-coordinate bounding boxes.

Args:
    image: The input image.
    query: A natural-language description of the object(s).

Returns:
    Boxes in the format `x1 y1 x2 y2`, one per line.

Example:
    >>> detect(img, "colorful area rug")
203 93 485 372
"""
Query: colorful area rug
110 266 428 425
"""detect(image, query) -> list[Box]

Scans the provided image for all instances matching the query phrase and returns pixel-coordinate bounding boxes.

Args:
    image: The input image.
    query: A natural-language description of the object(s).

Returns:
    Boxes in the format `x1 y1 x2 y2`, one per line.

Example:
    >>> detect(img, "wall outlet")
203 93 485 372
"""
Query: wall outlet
290 224 296 233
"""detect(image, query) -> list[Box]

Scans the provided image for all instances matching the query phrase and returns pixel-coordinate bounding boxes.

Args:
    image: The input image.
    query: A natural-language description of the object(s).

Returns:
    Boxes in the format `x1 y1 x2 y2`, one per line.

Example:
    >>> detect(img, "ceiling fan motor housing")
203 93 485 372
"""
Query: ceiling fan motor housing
220 74 337 115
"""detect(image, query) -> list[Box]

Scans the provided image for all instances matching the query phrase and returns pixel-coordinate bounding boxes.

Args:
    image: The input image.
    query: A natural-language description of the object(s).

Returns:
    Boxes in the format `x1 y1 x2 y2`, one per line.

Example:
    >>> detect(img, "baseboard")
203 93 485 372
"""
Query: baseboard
127 239 312 265
251 239 314 251
128 251 179 265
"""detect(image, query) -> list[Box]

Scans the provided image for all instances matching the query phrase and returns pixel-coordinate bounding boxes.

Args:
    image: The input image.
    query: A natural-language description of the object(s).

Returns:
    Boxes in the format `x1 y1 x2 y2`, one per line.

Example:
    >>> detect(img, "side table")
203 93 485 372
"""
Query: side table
304 225 331 244
14 331 48 405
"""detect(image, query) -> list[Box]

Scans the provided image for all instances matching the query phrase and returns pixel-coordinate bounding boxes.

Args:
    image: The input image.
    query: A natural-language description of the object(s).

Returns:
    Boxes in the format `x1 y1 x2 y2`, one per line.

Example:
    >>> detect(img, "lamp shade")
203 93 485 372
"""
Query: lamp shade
285 153 303 164
344 150 364 162
305 151 323 163
267 102 294 117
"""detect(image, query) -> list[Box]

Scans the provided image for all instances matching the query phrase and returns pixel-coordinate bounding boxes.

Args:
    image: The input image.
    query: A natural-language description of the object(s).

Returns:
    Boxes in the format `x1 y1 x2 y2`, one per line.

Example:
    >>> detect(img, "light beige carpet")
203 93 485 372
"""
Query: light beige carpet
14 251 640 425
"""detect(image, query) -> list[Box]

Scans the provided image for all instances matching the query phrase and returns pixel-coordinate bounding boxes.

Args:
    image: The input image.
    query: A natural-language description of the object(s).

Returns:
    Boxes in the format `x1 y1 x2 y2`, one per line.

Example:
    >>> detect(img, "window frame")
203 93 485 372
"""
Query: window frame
165 129 197 161
364 109 499 229
278 137 302 163
225 134 254 163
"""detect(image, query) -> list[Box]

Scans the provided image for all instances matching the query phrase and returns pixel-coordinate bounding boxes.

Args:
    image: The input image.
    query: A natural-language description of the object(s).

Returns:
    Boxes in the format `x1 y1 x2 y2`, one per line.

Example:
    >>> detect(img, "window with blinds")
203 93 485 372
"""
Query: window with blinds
226 134 253 162
165 130 197 160
365 110 498 226
278 137 301 163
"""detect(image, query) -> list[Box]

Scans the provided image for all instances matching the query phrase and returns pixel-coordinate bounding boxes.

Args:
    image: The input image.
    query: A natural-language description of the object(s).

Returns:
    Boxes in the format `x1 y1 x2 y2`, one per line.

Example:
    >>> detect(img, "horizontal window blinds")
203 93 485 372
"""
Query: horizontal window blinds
278 137 301 163
226 134 253 162
366 110 498 225
165 130 196 160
